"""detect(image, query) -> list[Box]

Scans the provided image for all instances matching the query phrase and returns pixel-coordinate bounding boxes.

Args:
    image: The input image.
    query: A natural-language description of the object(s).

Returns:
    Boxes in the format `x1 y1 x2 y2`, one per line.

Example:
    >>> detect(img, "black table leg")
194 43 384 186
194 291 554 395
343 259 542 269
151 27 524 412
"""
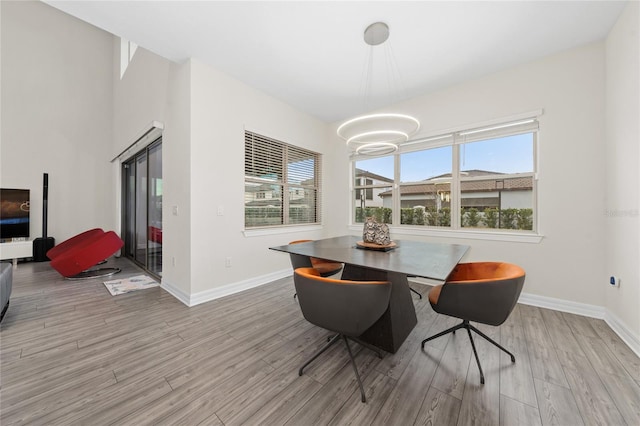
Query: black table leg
341 264 418 353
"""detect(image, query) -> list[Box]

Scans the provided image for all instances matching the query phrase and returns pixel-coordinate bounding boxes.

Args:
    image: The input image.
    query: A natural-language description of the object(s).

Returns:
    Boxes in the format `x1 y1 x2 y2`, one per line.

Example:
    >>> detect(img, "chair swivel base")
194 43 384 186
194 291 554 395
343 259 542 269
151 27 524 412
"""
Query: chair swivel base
66 267 121 280
421 319 515 384
299 333 374 403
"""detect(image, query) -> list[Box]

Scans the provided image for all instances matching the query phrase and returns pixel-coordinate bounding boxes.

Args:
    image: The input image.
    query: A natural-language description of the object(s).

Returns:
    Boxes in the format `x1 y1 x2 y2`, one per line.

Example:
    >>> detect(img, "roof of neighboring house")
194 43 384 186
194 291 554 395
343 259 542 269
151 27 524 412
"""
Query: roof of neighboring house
429 169 508 179
355 168 394 183
378 170 532 197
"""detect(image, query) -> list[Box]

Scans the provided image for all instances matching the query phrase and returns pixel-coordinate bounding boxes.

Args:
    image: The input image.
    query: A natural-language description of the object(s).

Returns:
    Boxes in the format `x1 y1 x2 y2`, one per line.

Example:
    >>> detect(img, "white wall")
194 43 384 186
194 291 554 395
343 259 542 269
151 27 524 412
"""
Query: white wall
1 1 114 242
188 59 329 297
328 43 608 308
112 47 172 155
111 52 331 302
160 62 193 299
605 1 640 338
111 44 192 298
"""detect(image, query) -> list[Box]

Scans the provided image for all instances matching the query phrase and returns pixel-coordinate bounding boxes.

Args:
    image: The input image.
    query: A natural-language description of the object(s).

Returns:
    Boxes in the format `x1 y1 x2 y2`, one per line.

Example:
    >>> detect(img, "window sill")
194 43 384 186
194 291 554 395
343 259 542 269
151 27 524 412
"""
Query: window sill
348 225 543 244
243 224 323 238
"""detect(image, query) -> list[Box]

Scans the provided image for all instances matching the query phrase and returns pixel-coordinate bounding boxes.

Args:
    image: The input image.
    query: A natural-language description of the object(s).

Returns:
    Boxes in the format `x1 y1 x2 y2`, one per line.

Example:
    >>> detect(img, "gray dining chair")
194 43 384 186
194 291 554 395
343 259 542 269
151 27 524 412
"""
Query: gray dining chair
289 240 344 299
288 240 343 276
294 267 391 403
421 262 526 384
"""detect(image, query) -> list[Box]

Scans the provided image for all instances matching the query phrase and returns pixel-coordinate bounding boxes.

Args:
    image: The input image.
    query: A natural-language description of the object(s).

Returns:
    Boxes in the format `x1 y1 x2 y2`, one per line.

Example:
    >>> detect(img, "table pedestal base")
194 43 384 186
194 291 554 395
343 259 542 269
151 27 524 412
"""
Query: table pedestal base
341 264 418 354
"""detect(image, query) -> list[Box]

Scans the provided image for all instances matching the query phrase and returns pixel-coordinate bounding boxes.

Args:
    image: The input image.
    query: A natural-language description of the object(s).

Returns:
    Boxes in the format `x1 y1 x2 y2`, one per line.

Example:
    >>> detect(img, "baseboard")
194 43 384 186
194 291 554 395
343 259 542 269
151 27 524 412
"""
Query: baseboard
519 291 640 357
160 278 191 306
604 310 640 358
166 268 292 307
518 292 605 319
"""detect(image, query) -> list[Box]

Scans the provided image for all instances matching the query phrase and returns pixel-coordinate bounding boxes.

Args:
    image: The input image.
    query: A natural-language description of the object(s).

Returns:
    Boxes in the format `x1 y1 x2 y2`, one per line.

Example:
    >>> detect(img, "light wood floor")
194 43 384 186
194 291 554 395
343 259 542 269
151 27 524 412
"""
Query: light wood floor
1 257 639 425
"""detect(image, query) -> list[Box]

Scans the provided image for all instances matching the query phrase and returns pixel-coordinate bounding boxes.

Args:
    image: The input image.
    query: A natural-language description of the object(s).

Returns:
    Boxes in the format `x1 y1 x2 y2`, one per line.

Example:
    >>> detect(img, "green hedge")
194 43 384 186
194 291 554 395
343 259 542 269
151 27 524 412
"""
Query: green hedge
355 207 392 223
463 207 533 230
245 206 316 227
356 206 533 230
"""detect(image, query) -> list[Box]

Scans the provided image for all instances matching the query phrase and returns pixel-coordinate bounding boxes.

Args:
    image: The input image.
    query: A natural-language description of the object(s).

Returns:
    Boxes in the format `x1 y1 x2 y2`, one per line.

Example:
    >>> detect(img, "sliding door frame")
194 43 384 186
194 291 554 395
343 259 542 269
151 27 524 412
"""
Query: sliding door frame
121 137 162 279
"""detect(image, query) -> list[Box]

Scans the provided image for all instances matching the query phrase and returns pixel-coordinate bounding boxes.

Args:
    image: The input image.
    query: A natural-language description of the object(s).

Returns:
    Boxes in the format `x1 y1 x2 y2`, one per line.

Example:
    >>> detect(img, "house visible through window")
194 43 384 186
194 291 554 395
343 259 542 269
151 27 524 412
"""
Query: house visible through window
354 157 394 223
245 131 321 228
352 116 538 232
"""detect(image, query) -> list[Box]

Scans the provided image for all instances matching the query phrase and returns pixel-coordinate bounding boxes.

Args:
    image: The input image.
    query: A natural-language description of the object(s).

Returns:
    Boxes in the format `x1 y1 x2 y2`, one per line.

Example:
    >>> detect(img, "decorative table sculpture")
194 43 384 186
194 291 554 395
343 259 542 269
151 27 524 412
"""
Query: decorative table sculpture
359 217 395 250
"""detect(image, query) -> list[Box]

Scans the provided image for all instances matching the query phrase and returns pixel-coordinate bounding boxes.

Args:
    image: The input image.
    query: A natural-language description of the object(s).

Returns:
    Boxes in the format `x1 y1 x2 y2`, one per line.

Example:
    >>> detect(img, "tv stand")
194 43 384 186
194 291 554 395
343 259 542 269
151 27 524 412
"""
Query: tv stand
0 240 33 267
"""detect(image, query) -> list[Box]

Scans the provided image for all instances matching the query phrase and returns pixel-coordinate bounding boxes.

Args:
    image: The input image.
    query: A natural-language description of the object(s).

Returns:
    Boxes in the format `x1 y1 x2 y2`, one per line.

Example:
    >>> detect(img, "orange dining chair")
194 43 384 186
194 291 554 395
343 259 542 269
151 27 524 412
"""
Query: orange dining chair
421 262 526 384
294 267 391 403
288 240 343 277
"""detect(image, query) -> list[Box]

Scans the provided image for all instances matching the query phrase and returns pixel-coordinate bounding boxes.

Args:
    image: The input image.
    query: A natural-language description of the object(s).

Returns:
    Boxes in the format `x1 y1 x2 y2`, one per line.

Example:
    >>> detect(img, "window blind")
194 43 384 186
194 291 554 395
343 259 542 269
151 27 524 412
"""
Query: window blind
394 113 541 154
245 132 284 183
458 118 539 144
245 131 321 227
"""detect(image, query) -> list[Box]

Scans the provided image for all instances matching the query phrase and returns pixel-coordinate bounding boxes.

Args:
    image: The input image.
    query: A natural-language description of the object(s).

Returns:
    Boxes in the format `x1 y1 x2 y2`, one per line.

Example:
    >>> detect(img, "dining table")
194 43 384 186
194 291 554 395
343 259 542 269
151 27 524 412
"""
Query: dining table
270 235 470 353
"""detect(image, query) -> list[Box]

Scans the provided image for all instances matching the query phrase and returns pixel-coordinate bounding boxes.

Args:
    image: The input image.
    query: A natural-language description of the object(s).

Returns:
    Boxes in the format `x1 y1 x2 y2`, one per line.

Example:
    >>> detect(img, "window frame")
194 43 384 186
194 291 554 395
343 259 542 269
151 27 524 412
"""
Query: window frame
349 113 542 243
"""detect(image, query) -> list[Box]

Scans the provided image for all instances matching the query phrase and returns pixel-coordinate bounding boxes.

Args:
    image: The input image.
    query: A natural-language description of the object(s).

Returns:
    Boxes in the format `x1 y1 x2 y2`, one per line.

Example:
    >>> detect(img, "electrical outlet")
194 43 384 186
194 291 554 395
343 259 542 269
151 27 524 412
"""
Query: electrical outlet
609 276 620 287
225 257 232 268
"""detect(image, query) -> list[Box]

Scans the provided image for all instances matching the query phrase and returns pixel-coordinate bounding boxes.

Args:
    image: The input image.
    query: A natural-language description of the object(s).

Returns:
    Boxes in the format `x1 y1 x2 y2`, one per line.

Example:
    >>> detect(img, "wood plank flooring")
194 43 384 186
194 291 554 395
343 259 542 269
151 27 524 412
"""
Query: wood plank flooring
1 257 639 425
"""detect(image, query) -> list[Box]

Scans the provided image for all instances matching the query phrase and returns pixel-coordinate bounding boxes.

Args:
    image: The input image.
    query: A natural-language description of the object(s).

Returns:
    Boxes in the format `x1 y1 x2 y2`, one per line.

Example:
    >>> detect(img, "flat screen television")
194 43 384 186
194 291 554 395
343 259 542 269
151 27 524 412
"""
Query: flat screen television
0 188 30 240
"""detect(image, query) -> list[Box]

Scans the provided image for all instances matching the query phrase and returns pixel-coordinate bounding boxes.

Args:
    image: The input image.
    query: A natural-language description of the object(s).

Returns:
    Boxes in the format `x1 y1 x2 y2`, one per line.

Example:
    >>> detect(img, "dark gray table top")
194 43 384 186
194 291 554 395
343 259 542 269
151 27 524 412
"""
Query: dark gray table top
270 235 469 281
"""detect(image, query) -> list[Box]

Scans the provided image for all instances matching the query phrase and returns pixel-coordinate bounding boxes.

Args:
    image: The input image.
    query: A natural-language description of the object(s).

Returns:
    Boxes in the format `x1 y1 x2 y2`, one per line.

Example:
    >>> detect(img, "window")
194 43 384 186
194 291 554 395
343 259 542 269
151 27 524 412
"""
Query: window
353 156 394 223
400 146 453 227
351 116 538 233
355 179 374 200
459 133 534 230
120 38 138 79
245 131 321 228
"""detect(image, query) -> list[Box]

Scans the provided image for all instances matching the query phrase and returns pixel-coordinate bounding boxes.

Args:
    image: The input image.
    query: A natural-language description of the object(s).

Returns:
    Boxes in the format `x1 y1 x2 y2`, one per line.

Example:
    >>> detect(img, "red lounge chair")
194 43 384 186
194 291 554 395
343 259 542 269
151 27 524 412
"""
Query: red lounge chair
48 229 124 279
149 226 162 244
46 228 104 260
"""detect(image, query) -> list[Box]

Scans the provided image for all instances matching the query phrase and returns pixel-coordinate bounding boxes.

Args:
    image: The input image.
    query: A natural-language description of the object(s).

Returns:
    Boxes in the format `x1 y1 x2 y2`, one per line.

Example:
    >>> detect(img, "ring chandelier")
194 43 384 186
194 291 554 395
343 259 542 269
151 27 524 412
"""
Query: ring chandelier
337 22 420 155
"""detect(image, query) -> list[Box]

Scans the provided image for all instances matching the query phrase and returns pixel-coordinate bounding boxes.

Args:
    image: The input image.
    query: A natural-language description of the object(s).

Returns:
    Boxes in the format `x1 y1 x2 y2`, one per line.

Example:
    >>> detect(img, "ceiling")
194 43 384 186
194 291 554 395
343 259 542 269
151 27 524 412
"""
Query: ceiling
44 1 628 123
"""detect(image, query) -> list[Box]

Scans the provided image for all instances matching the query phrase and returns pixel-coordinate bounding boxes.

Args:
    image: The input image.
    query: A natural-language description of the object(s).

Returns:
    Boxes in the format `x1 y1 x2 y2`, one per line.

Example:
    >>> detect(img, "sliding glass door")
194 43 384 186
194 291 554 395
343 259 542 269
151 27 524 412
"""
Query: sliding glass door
122 139 162 277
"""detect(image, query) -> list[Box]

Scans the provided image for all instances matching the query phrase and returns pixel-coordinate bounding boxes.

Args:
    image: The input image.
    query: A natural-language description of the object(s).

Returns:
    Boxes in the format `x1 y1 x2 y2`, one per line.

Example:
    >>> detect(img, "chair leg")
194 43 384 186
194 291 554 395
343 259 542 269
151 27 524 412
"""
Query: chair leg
466 326 485 385
468 323 516 362
421 321 466 349
424 320 516 384
343 335 367 403
299 333 341 376
410 287 423 299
